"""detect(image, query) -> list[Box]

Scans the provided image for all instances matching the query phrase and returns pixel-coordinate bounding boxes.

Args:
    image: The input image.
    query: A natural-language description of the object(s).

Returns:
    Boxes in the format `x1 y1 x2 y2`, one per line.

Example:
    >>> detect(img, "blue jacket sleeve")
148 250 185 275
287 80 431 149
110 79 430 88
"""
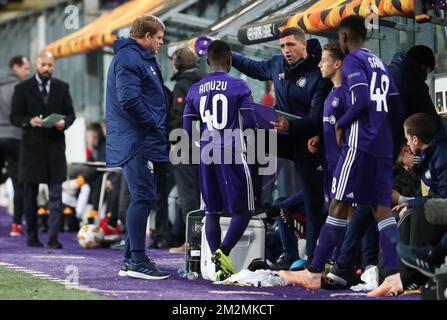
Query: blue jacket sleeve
231 52 274 81
408 163 447 208
408 197 430 207
287 77 331 137
115 62 158 130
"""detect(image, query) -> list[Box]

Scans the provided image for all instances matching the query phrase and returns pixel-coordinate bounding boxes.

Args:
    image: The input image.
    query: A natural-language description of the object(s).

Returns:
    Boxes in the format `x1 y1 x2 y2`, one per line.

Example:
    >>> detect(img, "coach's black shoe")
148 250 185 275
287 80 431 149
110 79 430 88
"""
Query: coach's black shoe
47 237 63 249
27 237 43 247
271 254 297 271
323 264 360 289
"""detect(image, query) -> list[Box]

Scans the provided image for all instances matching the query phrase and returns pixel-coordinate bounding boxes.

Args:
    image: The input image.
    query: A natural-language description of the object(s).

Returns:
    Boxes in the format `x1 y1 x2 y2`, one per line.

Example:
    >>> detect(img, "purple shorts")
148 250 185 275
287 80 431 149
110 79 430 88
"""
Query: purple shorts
330 148 392 206
199 161 255 214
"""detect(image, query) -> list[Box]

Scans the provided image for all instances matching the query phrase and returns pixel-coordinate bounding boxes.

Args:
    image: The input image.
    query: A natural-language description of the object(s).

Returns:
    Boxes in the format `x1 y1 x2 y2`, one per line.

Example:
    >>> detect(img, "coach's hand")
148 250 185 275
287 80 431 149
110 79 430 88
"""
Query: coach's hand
54 119 65 131
30 116 43 127
391 190 401 206
392 202 408 213
271 117 289 133
392 202 408 219
335 124 344 148
307 135 320 154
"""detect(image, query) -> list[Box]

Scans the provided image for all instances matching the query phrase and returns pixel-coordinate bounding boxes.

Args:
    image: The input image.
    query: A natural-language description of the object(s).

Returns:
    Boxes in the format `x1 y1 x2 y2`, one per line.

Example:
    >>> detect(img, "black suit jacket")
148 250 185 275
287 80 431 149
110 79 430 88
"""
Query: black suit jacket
10 75 76 184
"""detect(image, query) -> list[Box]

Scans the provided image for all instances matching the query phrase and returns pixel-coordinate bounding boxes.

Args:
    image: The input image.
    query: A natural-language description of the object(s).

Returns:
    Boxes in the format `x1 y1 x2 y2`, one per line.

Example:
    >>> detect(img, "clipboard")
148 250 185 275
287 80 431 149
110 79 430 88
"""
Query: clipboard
41 113 65 128
274 109 302 121
251 102 278 129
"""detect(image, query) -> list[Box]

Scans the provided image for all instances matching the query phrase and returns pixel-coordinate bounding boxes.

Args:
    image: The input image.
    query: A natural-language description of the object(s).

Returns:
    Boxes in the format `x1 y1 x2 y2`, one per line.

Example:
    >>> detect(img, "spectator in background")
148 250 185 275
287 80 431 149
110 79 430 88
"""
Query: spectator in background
10 51 75 248
167 47 205 253
62 122 107 223
0 55 30 237
261 80 275 106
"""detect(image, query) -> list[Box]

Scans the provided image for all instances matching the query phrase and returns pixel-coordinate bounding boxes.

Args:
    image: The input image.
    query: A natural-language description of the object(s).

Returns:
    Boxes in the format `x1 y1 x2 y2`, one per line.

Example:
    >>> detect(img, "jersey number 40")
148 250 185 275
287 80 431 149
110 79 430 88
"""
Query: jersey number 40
199 94 228 130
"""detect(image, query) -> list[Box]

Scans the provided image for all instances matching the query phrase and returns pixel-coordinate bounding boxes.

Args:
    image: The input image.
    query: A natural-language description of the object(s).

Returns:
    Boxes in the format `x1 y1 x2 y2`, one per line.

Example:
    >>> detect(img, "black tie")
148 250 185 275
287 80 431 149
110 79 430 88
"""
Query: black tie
41 80 48 97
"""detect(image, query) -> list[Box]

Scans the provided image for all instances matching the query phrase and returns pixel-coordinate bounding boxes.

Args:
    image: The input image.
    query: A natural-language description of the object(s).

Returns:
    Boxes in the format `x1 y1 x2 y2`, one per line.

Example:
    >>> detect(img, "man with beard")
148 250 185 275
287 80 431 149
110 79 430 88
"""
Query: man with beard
10 51 76 248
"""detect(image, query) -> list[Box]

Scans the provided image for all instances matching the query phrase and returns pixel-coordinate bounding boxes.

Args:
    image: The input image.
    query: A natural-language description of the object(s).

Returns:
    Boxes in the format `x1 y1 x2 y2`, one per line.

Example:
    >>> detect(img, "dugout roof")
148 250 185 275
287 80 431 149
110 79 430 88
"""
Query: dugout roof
45 0 185 58
237 0 416 44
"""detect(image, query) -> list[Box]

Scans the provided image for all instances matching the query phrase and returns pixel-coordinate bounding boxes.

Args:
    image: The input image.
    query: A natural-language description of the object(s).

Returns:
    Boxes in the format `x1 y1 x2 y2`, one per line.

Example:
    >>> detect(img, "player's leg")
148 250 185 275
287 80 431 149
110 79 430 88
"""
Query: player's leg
212 160 255 278
326 205 375 288
367 158 402 296
205 212 221 253
200 162 223 252
199 162 231 279
279 147 363 289
367 205 402 296
215 208 251 275
309 200 351 270
122 153 169 280
279 199 351 290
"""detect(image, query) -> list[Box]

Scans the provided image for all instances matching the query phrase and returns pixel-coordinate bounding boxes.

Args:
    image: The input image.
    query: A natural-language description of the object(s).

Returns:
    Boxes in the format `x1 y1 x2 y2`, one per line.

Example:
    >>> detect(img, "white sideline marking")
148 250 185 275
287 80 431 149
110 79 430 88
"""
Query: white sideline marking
0 262 12 266
50 280 68 284
0 261 149 295
329 292 368 297
208 290 274 296
31 255 85 260
93 289 150 294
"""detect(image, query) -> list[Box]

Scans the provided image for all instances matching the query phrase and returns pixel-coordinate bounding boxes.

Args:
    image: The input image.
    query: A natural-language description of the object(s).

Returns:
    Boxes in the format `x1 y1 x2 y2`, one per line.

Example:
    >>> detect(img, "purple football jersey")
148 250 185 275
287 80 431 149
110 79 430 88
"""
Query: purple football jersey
183 71 257 215
341 48 399 158
183 71 256 153
323 86 347 170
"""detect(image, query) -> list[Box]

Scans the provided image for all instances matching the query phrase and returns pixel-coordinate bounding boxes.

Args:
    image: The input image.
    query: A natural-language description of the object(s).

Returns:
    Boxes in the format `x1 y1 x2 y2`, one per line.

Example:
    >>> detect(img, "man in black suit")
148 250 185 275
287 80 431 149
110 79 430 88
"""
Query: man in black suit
10 51 76 248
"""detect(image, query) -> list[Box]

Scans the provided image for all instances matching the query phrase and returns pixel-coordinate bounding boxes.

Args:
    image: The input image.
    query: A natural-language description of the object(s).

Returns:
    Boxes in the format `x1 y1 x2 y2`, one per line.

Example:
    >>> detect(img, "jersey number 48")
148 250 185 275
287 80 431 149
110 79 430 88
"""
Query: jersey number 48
370 72 389 113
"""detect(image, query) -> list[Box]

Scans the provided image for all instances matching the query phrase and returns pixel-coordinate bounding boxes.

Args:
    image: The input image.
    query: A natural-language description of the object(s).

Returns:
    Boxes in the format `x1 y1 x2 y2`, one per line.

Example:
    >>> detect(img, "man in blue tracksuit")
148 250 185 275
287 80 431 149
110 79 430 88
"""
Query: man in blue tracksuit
106 15 169 280
396 113 447 277
232 27 332 265
389 45 444 131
